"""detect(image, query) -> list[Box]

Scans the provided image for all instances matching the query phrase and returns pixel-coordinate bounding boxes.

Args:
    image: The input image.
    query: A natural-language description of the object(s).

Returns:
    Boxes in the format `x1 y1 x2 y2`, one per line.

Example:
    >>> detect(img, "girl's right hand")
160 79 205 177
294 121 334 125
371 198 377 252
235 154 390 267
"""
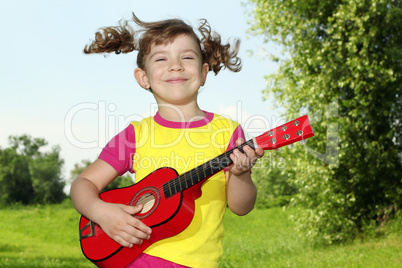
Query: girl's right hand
96 202 152 248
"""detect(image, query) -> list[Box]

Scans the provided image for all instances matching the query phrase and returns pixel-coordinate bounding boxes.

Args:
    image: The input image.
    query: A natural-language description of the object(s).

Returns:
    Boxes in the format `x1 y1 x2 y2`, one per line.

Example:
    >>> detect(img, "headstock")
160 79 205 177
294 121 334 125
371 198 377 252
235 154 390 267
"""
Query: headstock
254 115 314 150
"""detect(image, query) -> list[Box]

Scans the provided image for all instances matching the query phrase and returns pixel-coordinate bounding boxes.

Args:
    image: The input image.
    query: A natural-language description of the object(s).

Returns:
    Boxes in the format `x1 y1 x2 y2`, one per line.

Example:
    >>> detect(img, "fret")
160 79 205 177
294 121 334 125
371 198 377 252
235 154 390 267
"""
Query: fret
173 178 177 194
208 161 214 175
163 181 173 198
195 166 201 184
179 175 186 191
202 162 212 178
176 177 181 193
210 158 221 174
163 183 169 197
184 173 188 189
170 180 176 196
247 139 256 150
202 163 207 179
218 152 232 169
189 169 194 186
210 158 216 172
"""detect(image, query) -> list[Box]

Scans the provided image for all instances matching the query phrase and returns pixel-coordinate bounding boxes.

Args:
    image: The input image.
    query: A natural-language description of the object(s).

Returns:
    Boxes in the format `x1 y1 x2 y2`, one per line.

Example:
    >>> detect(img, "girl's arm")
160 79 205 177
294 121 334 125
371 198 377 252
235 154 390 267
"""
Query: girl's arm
70 159 152 248
225 138 264 216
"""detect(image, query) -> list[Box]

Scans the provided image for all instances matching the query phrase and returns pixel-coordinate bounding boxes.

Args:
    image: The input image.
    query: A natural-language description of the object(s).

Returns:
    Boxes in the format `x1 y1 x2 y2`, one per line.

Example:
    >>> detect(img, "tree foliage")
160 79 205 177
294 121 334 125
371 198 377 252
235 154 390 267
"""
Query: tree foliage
252 152 298 208
69 159 134 193
248 0 402 243
0 135 65 205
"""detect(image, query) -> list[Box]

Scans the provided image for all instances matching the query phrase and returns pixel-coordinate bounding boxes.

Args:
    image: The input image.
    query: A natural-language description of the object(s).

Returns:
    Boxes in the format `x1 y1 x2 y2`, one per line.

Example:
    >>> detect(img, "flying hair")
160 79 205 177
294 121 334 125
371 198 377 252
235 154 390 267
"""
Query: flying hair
83 13 242 74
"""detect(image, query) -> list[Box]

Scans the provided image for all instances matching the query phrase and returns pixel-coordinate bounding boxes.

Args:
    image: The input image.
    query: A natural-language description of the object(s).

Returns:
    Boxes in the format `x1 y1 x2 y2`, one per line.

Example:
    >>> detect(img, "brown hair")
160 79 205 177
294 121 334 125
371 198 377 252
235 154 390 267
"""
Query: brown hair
84 13 241 74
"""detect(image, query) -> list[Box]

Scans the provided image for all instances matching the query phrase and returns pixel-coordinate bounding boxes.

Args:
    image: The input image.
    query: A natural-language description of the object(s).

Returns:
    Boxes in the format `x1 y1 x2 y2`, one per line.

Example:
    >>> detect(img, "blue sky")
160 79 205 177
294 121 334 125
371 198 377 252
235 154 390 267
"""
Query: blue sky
0 0 282 183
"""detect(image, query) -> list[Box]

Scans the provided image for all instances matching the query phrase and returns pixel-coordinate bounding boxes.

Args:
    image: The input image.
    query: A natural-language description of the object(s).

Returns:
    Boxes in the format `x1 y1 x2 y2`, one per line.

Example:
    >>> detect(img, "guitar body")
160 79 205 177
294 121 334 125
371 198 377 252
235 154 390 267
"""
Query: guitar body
79 167 202 268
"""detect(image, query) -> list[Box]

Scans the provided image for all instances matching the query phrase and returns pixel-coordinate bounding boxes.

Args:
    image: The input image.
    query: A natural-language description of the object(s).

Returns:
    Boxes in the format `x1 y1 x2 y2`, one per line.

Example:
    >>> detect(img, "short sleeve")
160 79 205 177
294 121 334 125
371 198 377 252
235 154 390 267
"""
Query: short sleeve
98 124 136 175
224 124 246 172
226 124 246 151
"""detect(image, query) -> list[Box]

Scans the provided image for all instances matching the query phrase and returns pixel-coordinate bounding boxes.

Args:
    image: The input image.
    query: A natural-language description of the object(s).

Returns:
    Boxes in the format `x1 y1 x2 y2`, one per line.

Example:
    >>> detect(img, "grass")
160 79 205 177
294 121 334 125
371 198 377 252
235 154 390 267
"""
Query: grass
0 200 400 267
221 208 402 267
0 200 92 267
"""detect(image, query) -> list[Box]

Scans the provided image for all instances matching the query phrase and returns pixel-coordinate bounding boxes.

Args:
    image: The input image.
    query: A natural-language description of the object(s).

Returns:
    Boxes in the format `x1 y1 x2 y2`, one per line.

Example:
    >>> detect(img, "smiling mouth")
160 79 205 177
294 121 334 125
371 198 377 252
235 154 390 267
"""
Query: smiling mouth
165 77 188 84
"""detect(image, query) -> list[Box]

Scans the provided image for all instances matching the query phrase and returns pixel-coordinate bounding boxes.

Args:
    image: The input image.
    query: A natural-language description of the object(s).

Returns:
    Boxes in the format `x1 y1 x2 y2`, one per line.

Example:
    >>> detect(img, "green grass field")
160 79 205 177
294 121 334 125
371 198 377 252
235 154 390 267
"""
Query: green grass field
0 200 400 267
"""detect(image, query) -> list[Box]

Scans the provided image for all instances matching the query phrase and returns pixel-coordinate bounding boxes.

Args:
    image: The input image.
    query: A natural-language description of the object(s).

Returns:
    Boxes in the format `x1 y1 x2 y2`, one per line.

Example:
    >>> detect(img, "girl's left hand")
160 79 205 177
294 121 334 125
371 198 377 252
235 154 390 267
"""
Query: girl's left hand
227 138 264 176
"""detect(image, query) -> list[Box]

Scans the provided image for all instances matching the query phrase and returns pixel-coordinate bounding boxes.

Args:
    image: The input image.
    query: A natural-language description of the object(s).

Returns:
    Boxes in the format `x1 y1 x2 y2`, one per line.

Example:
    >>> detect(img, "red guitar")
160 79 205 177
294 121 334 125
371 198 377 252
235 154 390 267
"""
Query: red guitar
78 115 314 268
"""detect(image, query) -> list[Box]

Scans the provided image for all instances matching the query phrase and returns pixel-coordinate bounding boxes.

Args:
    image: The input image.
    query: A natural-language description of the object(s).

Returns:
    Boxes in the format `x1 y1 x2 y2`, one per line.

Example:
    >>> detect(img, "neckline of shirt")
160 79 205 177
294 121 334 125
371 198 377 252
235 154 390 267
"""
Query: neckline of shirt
154 111 214 129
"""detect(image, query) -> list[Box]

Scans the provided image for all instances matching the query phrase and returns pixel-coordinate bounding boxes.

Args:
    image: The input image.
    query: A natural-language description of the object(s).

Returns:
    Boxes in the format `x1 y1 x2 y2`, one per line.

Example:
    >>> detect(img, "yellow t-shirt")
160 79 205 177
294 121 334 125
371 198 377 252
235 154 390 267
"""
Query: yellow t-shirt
130 111 242 268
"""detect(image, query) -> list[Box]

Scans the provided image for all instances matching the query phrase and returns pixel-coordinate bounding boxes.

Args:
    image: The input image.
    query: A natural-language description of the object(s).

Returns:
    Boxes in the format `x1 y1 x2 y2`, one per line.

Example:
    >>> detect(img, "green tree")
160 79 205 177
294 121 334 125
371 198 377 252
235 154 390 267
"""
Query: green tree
29 146 65 204
0 148 34 205
0 135 65 205
252 151 298 208
69 159 134 193
248 0 402 243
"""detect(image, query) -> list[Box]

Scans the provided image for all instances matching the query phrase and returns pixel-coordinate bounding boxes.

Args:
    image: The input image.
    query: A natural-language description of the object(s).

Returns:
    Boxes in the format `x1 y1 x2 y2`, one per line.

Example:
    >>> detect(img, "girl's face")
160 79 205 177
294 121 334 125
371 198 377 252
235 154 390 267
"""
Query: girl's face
135 34 209 107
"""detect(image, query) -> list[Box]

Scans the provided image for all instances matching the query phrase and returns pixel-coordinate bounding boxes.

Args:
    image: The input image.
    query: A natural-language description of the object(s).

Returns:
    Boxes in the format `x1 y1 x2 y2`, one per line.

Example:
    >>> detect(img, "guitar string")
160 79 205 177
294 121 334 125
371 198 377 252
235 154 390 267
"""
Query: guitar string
120 128 304 201
129 128 304 201
108 128 305 208
83 145 241 233
83 128 307 233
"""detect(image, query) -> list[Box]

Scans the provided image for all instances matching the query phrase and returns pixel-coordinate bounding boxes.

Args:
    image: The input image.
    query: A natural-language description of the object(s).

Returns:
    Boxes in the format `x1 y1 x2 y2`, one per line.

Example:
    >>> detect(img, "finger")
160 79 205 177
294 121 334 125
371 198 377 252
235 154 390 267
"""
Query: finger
243 146 260 164
123 223 150 243
255 147 265 158
121 205 152 235
116 232 143 247
243 146 256 158
124 212 152 236
243 145 264 164
112 233 139 248
122 204 143 215
128 219 152 238
113 217 151 246
232 149 249 170
235 138 245 146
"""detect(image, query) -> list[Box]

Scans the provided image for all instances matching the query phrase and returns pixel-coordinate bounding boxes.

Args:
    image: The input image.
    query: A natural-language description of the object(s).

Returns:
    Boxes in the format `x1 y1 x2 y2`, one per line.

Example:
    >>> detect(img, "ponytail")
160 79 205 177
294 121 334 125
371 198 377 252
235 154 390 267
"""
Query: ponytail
83 13 242 74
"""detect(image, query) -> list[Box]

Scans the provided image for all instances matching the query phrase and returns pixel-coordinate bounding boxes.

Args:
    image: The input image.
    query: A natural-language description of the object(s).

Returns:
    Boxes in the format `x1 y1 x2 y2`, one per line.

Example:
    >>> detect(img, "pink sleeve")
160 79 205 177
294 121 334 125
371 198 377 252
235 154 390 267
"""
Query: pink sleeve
226 124 246 151
98 124 136 175
224 124 246 172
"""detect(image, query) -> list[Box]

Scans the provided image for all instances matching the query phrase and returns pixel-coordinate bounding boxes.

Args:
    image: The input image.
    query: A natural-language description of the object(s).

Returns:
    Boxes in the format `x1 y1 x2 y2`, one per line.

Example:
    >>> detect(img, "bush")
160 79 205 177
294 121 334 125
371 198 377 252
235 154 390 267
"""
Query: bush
248 0 402 243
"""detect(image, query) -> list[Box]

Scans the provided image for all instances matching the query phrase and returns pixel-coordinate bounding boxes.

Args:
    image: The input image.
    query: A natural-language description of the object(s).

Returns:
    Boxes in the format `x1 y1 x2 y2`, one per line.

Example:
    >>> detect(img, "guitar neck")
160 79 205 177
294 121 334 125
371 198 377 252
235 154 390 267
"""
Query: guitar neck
162 115 314 199
163 140 255 198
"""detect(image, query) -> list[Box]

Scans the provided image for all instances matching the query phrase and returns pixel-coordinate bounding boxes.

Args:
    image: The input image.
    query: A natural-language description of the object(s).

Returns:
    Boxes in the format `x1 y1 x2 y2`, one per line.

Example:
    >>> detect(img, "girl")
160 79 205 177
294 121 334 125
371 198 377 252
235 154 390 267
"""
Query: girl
70 13 264 268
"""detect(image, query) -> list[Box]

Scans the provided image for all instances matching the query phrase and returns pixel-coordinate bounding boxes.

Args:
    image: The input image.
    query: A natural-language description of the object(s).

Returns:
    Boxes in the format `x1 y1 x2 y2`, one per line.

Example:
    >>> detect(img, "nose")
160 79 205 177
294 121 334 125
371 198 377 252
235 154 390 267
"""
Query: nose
169 59 184 72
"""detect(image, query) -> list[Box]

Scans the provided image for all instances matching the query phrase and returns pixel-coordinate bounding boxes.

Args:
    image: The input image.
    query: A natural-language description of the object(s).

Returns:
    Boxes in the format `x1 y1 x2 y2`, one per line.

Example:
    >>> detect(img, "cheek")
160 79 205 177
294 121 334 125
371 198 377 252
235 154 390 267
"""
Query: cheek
192 65 204 78
148 69 162 82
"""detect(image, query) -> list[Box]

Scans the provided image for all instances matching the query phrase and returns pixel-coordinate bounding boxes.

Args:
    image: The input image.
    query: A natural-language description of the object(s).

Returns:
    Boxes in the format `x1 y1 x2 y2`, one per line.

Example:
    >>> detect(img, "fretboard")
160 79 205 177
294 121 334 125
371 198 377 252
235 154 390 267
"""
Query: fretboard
163 139 255 198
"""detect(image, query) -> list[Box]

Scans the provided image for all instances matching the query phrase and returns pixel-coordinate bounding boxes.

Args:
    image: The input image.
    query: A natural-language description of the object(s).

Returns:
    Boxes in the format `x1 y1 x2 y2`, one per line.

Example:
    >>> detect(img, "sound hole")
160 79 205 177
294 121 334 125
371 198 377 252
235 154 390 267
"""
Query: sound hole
137 193 156 214
130 186 160 219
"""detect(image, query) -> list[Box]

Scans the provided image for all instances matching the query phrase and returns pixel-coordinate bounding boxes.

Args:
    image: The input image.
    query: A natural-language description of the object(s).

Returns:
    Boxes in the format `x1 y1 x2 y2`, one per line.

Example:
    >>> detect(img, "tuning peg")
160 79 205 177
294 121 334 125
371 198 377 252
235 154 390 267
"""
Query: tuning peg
288 144 293 149
299 139 307 145
275 148 282 152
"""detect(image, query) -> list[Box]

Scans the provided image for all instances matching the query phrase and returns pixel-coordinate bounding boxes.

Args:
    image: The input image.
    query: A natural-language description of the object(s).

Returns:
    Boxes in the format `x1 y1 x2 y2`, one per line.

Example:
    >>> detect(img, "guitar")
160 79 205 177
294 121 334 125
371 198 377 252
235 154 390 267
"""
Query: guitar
78 115 314 268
